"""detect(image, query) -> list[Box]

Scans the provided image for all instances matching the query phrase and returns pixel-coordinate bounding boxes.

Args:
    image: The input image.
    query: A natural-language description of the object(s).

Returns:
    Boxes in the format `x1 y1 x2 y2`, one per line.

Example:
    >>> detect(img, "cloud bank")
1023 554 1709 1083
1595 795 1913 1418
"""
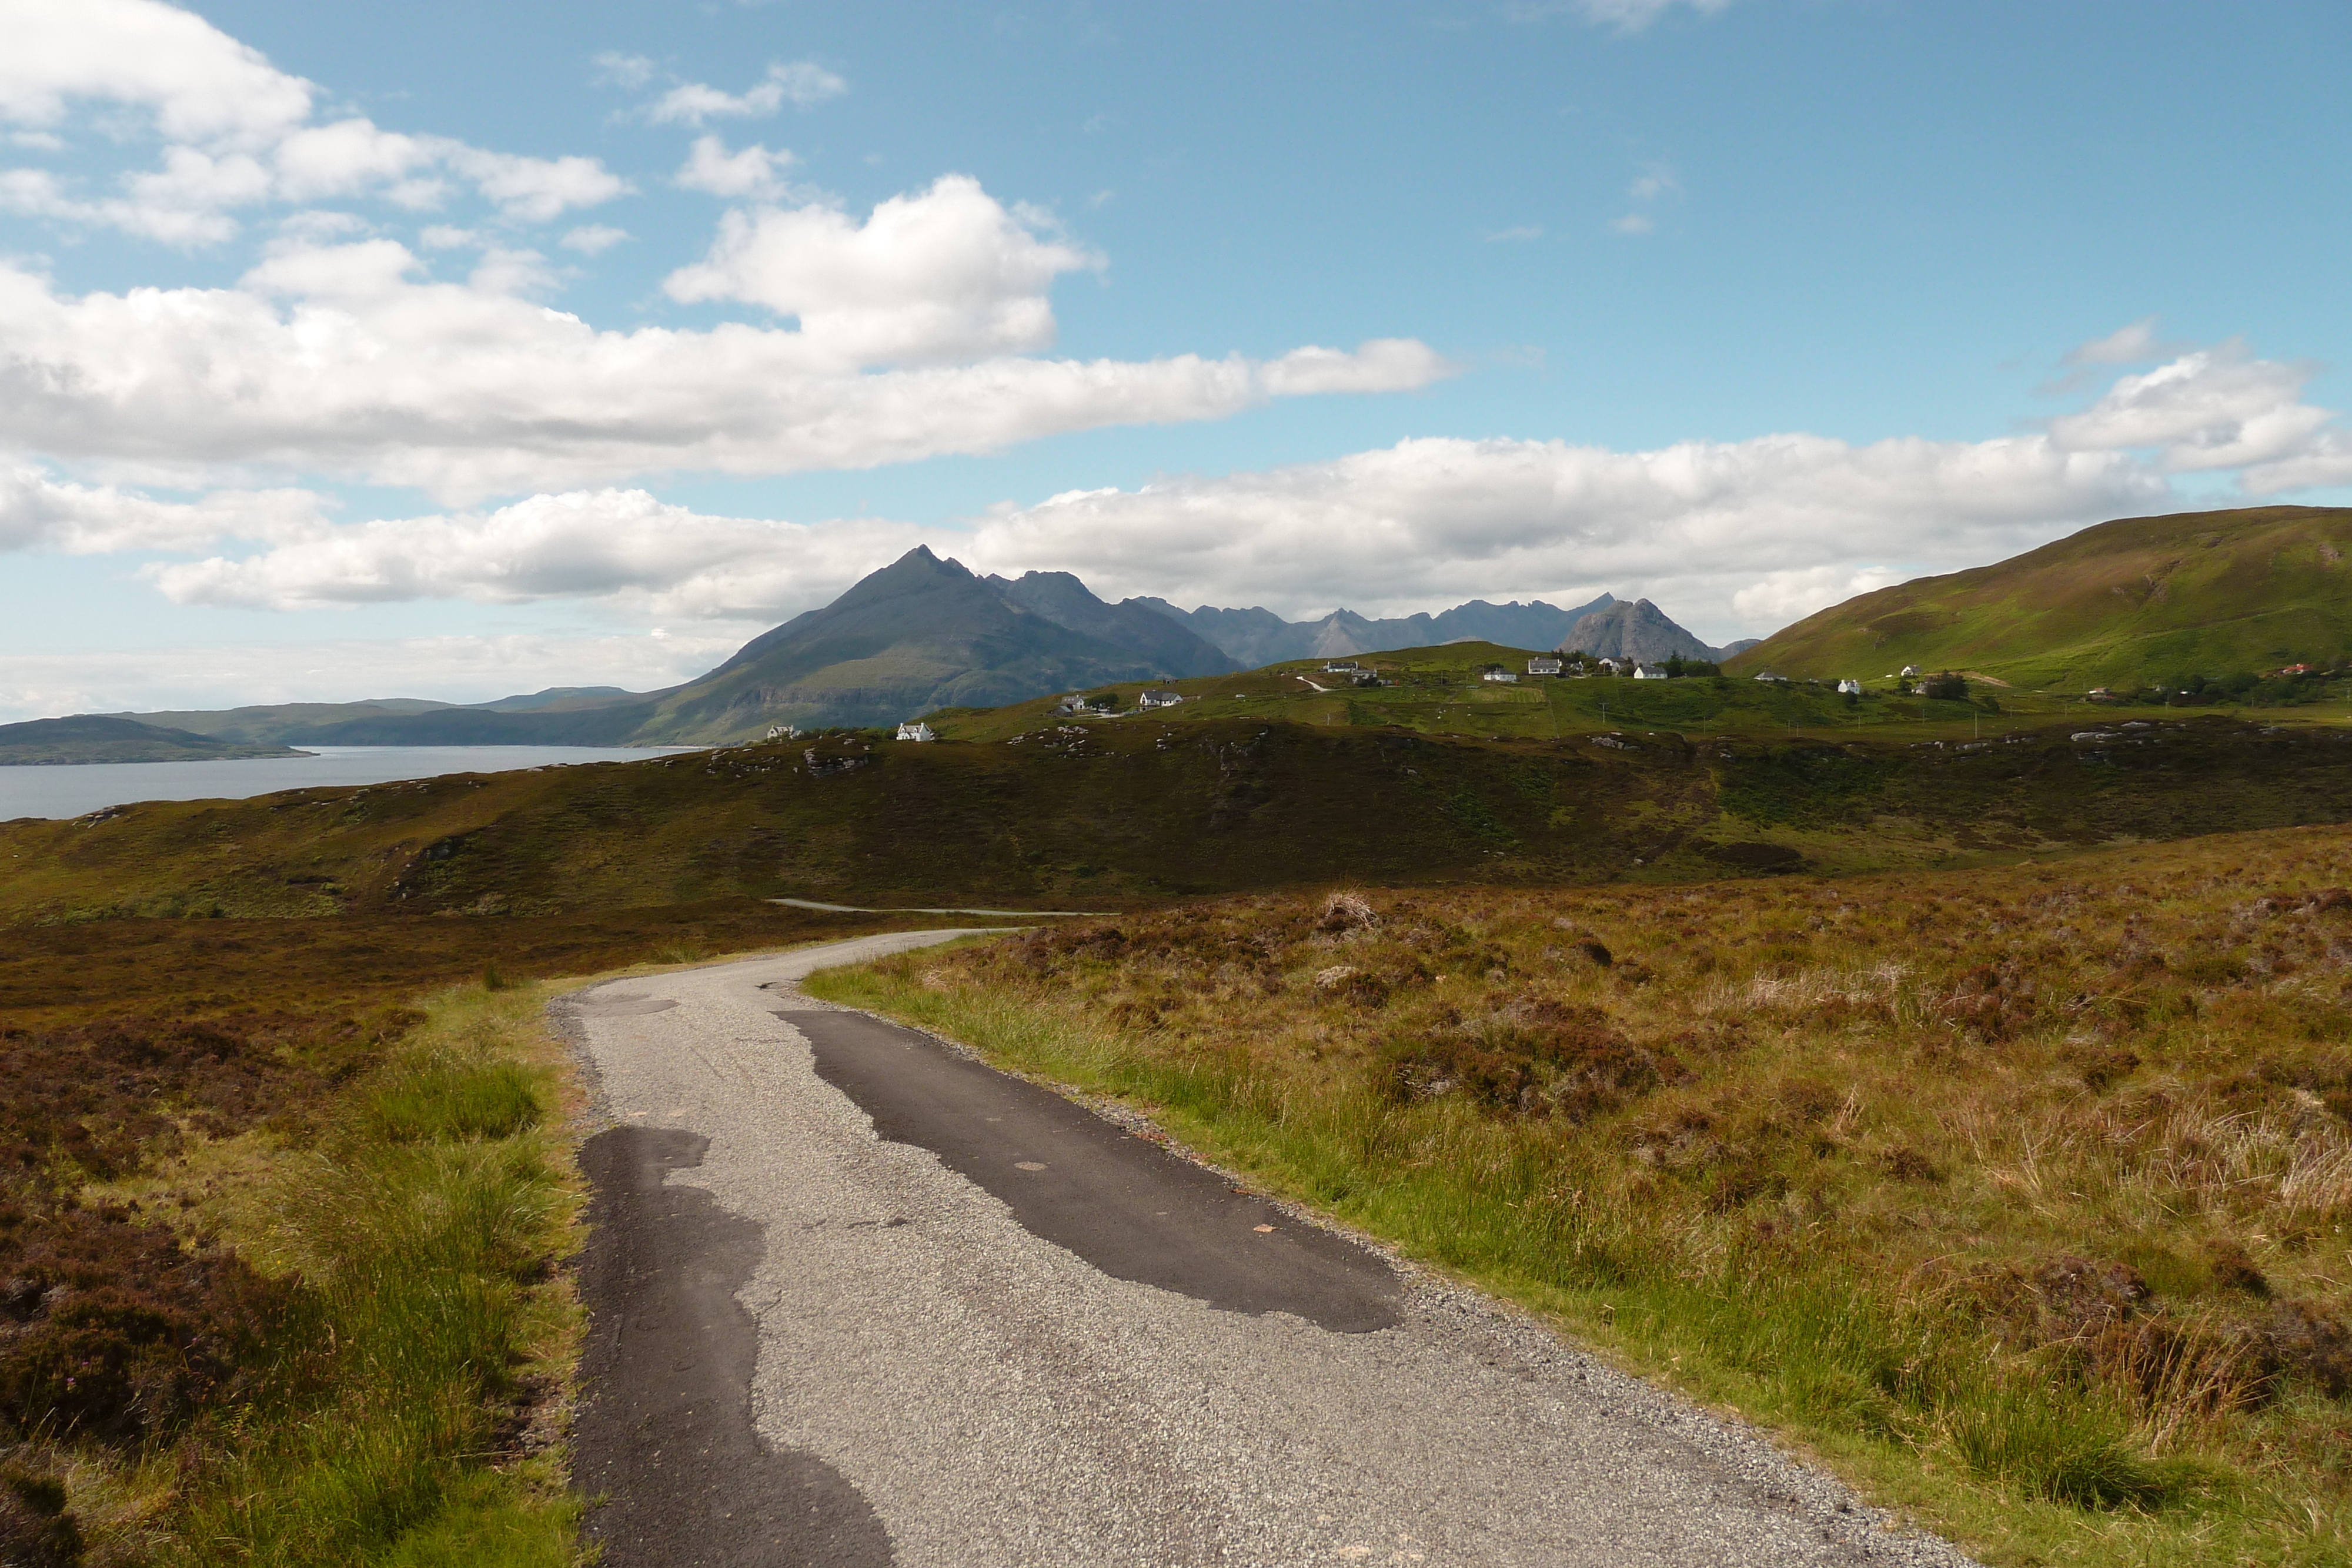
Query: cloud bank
59 333 2341 646
0 193 1451 499
0 630 747 726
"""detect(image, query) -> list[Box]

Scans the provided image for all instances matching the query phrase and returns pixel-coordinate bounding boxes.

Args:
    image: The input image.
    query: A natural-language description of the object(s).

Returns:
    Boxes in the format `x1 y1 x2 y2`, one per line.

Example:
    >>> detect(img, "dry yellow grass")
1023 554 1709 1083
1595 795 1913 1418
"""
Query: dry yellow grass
814 823 2352 1566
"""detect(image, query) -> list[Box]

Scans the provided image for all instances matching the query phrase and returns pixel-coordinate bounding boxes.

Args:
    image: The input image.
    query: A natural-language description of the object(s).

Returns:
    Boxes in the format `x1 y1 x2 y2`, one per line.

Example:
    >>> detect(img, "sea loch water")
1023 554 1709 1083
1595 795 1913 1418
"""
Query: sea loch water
0 744 704 821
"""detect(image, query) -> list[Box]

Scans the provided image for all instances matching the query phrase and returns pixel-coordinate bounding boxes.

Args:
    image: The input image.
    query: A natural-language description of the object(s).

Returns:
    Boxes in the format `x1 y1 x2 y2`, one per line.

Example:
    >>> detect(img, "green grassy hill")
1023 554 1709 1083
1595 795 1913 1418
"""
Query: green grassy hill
1725 504 2352 691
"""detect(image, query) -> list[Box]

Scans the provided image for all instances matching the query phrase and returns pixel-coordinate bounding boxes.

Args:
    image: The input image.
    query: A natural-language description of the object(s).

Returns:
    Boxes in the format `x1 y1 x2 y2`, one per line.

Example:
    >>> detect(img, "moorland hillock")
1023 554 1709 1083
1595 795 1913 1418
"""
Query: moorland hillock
9 699 2352 927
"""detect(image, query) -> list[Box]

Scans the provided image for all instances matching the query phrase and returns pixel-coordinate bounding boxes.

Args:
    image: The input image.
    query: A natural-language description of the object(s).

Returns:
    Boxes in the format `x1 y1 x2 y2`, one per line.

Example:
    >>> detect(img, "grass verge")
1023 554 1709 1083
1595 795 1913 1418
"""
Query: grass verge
162 979 586 1566
9 980 586 1567
806 827 2352 1568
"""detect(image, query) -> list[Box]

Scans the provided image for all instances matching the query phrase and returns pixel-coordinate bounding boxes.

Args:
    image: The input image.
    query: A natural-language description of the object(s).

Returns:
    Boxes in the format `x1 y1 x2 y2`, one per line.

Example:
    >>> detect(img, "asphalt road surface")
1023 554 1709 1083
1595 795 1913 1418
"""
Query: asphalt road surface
562 932 1978 1568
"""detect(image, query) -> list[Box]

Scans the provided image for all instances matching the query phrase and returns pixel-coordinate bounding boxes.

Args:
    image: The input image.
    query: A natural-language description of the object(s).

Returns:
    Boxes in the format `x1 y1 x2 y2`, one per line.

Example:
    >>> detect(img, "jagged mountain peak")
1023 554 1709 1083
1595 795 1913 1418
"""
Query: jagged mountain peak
1556 599 1734 663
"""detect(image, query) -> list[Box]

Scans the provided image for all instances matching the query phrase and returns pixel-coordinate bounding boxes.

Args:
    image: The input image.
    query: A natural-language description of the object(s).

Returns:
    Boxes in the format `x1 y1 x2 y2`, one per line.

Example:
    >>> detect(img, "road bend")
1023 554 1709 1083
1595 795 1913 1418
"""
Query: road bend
562 932 1975 1568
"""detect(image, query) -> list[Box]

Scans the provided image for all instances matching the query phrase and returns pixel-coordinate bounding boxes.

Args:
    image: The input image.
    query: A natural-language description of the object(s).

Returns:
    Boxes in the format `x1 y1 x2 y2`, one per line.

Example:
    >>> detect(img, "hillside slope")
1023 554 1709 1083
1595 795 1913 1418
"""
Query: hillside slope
8 705 2352 925
1729 504 2352 690
0 714 306 765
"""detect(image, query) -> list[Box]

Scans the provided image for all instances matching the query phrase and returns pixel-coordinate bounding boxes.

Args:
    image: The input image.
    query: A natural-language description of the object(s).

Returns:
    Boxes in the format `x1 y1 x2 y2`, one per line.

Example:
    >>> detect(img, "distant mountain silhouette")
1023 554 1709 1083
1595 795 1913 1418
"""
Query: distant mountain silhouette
0 714 305 765
194 548 1230 745
99 559 1737 747
618 547 1231 739
1136 595 1613 666
1556 599 1743 664
986 571 1237 678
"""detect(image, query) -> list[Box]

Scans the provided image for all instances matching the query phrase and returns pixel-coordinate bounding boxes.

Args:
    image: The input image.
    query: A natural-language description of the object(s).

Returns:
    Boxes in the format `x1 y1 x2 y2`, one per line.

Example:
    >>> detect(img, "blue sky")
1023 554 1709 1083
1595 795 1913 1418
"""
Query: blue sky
2 0 2348 717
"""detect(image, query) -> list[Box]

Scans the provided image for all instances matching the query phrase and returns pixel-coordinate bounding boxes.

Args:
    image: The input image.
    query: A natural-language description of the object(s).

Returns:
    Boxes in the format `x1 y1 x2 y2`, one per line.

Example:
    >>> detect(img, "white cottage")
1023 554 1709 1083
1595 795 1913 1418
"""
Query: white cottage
1526 656 1563 676
894 721 936 742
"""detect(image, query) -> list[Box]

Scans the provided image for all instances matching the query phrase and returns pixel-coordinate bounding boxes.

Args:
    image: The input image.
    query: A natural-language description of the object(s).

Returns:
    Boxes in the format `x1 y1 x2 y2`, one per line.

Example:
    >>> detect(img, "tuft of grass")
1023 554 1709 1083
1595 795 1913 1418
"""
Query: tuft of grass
809 825 2352 1567
1937 1390 2184 1512
365 1058 542 1144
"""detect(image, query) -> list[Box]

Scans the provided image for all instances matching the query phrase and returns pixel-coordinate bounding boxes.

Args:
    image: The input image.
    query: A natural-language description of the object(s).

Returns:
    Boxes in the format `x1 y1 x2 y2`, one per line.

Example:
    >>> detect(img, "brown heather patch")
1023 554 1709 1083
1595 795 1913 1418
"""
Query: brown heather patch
851 824 2352 1562
0 897 913 1562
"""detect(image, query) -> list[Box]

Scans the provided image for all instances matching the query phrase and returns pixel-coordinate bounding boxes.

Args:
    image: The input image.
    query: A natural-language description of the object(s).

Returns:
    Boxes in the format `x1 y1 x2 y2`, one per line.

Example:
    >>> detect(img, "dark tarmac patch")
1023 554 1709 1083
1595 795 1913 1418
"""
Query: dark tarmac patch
779 1009 1401 1333
575 1126 894 1567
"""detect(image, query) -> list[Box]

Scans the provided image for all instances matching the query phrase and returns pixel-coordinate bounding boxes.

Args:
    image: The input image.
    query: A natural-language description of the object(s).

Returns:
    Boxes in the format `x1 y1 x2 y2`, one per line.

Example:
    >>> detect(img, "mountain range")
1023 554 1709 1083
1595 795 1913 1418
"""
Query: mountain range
45 503 2352 758
86 551 1726 750
1136 595 1613 666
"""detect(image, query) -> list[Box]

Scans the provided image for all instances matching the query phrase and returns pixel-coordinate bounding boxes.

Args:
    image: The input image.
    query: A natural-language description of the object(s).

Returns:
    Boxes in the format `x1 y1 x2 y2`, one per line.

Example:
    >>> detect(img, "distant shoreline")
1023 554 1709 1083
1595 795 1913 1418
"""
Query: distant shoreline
0 747 316 767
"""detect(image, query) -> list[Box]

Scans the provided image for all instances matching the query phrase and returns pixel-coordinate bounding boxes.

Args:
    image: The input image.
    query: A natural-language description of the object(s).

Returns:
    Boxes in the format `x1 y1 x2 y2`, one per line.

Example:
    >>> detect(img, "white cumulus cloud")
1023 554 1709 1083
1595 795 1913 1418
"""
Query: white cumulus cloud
560 223 629 255
0 199 1449 500
0 462 328 554
663 176 1104 365
674 135 796 201
961 431 2166 636
0 0 631 245
590 52 658 91
646 60 847 125
132 427 2159 640
146 489 830 610
2048 342 2336 473
44 331 2352 656
1730 566 1906 628
0 0 313 145
2064 316 2166 366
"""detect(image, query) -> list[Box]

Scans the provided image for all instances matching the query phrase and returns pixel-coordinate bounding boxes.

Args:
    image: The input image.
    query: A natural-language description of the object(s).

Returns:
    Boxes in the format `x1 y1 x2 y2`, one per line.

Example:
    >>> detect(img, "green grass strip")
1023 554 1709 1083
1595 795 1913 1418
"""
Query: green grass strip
171 984 584 1567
